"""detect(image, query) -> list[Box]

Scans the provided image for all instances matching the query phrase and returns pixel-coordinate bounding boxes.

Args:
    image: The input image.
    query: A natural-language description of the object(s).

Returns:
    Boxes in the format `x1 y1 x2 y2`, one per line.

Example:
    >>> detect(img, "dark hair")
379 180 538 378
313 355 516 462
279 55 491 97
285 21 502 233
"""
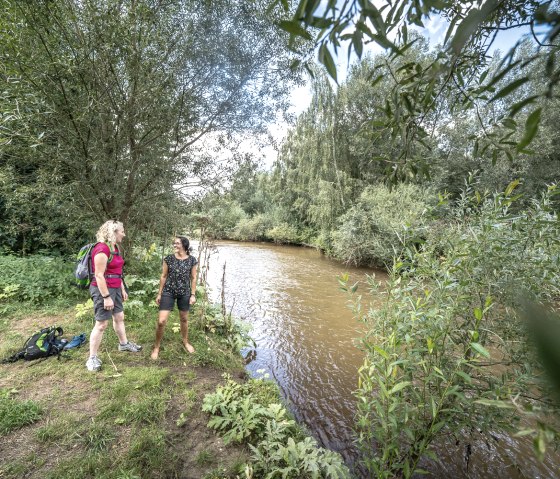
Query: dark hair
177 236 191 254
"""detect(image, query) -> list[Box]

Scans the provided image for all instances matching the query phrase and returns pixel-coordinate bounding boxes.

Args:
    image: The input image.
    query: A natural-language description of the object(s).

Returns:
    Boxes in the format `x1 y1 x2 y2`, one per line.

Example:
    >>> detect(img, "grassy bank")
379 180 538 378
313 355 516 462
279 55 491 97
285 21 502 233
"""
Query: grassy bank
0 300 248 478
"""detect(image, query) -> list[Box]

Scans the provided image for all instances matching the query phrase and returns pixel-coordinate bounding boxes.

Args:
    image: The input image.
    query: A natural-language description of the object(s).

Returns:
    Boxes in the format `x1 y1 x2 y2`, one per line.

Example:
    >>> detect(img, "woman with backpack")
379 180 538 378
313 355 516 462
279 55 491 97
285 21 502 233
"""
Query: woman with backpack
86 220 142 372
150 236 198 360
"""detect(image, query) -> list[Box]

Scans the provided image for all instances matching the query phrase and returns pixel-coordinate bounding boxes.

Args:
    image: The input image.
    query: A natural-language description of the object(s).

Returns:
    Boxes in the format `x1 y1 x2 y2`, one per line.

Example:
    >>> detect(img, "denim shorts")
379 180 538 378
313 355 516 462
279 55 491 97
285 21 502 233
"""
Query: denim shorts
159 292 191 312
90 286 124 321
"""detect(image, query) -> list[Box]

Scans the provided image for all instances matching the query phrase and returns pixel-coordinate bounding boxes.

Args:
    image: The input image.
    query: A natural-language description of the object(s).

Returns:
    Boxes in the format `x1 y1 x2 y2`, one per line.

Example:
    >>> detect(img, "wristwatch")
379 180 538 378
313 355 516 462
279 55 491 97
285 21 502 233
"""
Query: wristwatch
102 293 111 299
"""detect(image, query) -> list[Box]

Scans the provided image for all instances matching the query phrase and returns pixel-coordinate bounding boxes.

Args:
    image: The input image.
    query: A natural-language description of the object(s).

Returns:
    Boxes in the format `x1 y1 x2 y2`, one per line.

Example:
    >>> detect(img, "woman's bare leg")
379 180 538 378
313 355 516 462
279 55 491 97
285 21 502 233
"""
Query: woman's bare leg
179 310 195 353
151 310 171 359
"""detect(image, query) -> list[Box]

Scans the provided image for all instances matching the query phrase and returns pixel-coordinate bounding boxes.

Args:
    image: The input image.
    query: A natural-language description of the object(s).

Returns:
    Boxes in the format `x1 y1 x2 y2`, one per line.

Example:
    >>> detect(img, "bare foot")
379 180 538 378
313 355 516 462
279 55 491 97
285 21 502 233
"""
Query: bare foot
150 348 159 360
183 342 195 354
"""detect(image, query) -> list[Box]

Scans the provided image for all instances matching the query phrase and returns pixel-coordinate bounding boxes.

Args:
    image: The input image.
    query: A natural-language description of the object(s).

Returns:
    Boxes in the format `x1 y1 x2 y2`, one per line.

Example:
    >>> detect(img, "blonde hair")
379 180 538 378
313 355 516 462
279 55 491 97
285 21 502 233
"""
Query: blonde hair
96 220 124 244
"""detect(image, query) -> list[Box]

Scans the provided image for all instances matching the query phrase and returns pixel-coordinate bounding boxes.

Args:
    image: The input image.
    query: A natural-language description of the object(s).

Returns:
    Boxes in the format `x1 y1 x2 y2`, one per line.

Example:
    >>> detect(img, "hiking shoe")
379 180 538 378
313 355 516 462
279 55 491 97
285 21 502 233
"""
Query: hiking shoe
86 356 102 371
118 341 142 352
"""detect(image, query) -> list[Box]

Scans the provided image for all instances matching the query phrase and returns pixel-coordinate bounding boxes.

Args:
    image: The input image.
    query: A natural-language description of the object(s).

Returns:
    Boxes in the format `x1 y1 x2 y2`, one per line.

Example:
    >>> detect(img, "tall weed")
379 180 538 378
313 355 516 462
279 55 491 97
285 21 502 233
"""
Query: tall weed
203 377 350 478
0 255 80 305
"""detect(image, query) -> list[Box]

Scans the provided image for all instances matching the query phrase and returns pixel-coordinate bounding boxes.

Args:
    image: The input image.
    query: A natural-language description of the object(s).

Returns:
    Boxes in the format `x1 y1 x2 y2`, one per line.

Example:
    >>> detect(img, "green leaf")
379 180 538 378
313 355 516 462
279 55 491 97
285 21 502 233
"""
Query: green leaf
504 179 520 197
352 30 363 58
524 304 560 399
455 371 472 384
489 77 529 103
516 108 542 152
474 399 514 409
363 4 386 36
389 381 411 394
303 0 322 20
318 43 337 82
451 0 500 54
444 14 460 45
509 95 539 117
485 60 521 89
278 20 312 40
470 342 490 358
373 346 389 359
474 307 483 321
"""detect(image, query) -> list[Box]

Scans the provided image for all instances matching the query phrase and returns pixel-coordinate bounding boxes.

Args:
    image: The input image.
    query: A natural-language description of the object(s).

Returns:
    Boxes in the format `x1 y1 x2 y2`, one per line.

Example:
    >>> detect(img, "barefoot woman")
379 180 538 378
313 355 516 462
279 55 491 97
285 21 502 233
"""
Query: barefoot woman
151 236 197 359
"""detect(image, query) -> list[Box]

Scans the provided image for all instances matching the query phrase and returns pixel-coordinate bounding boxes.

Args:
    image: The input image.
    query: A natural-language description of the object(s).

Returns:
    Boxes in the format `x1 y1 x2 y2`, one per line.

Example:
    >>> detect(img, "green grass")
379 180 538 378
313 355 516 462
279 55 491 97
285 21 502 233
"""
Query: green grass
83 421 116 451
195 449 215 466
0 267 255 479
0 453 45 479
36 415 82 443
0 392 43 435
126 427 178 476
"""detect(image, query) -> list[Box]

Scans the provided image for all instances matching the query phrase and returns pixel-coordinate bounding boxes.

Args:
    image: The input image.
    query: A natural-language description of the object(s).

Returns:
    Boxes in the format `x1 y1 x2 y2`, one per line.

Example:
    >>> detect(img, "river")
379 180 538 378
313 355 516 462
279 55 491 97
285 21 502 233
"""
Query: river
202 240 560 478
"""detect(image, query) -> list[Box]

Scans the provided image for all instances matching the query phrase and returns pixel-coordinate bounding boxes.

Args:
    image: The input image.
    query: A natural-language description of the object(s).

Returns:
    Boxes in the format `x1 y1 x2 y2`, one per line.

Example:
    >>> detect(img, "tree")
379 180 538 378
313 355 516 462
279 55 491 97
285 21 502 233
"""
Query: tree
0 0 301 252
278 0 560 180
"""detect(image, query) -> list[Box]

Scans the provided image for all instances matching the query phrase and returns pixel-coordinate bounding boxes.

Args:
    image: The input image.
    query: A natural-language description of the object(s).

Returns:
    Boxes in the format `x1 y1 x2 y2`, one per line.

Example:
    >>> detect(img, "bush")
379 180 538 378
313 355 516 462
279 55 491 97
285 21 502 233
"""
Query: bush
248 436 350 479
0 254 80 304
331 183 434 267
205 200 247 239
232 214 273 241
203 377 350 478
349 183 560 478
265 222 301 244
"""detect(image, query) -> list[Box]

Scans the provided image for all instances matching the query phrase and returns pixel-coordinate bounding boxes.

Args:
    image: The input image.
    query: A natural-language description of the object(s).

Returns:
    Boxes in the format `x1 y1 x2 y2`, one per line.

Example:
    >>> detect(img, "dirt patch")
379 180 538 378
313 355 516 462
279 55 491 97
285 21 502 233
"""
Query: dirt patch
7 314 68 337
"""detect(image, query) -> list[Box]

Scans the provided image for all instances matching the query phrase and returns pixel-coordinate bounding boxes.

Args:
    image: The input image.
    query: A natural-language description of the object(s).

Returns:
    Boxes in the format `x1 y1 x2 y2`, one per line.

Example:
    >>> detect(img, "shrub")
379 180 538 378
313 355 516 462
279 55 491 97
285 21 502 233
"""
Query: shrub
348 183 560 478
248 436 350 479
232 214 274 241
202 377 285 445
203 377 350 478
0 254 80 304
331 183 434 267
265 222 301 244
205 200 247 239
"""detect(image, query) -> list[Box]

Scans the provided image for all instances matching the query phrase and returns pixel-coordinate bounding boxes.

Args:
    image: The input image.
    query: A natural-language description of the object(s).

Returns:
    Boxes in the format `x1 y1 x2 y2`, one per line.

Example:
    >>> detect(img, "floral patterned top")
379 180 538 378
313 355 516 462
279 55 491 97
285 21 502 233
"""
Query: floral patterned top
162 254 198 296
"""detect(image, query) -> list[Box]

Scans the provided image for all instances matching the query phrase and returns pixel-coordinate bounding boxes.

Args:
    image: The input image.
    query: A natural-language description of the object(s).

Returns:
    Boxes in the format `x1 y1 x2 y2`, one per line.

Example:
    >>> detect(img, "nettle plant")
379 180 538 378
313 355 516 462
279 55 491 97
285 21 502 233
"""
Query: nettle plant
202 376 294 445
202 376 351 479
343 183 560 478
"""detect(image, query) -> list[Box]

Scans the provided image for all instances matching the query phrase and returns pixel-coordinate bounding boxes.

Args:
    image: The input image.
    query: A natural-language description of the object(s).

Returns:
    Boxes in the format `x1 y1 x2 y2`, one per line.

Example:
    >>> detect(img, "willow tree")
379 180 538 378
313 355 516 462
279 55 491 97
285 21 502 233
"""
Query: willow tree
278 0 560 181
0 0 300 252
271 39 436 245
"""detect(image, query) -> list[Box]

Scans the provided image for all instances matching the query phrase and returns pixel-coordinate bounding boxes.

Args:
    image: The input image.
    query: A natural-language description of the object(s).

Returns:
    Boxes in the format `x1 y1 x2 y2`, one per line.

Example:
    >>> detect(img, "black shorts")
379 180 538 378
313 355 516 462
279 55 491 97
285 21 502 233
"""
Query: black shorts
90 286 124 321
159 292 191 312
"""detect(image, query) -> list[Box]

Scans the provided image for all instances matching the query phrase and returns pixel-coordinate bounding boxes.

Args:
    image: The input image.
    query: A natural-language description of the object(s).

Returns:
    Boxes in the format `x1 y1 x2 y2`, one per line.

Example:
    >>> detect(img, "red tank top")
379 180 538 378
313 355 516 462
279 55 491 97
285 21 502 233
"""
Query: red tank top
91 243 124 288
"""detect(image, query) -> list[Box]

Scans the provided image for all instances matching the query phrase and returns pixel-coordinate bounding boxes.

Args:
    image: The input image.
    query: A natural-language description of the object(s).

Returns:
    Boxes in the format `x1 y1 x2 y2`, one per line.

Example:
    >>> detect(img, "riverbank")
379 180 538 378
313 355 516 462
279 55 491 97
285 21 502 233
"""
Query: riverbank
0 303 251 478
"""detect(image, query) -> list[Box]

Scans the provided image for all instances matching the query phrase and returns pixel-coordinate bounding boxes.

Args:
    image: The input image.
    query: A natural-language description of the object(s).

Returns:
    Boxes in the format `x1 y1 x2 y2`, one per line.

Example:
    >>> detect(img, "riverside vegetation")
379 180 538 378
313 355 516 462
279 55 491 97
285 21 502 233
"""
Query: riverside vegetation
2 0 560 477
0 244 349 479
187 21 560 476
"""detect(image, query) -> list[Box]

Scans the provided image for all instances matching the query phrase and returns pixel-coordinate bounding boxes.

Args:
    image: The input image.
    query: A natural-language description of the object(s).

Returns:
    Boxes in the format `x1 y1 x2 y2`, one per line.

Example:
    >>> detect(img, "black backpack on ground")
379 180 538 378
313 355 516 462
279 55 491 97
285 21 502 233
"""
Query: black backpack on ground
2 326 65 363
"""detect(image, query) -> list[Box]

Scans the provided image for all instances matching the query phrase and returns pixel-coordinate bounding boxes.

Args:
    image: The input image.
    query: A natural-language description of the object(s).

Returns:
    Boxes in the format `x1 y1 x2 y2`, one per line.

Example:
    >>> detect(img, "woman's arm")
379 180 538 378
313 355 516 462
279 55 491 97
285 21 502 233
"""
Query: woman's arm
156 260 169 305
94 252 109 295
189 264 197 305
94 252 114 309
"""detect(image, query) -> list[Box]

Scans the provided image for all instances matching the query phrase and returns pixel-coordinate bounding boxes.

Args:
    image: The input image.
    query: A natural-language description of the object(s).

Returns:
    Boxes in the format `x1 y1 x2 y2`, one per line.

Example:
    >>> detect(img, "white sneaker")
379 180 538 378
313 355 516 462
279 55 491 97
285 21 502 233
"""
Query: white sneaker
86 356 102 371
118 341 142 352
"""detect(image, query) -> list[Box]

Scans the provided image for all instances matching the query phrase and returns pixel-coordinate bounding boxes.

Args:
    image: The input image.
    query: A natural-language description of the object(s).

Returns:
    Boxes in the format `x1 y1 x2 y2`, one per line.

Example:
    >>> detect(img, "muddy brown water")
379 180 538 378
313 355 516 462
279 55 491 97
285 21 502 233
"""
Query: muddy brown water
200 240 560 478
